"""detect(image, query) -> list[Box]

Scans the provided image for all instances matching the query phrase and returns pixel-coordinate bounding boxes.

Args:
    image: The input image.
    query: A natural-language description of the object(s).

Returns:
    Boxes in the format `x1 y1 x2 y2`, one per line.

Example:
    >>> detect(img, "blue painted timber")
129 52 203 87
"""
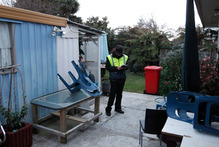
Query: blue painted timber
0 18 58 123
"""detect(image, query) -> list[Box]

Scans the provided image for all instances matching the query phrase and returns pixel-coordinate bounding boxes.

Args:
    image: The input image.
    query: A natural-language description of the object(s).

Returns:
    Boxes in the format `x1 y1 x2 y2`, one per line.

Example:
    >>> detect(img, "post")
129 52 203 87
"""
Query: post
60 109 67 143
32 105 39 133
94 96 100 122
217 19 219 61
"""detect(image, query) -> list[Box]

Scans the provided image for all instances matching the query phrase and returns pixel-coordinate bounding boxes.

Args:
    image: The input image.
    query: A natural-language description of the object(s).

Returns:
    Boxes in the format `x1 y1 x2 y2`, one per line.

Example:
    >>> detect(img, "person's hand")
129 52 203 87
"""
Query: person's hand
117 66 122 70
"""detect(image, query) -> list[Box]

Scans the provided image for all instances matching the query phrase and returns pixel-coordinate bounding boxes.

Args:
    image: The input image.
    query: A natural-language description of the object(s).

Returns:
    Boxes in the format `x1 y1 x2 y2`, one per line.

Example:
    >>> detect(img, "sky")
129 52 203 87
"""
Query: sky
76 0 202 30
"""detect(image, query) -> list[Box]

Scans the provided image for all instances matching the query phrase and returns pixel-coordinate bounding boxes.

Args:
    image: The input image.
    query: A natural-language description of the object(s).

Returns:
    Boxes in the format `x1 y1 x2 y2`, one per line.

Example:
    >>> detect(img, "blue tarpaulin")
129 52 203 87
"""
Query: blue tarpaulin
100 33 109 63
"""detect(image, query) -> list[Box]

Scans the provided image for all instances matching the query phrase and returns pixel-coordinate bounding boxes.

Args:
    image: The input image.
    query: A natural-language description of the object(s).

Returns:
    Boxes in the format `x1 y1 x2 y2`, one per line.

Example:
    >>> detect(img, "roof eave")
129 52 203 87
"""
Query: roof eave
0 5 67 27
67 19 104 35
195 0 219 28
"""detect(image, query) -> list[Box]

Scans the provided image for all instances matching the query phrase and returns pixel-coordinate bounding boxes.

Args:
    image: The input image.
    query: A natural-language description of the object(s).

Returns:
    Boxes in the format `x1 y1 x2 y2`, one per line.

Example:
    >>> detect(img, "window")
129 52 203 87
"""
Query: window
0 21 16 74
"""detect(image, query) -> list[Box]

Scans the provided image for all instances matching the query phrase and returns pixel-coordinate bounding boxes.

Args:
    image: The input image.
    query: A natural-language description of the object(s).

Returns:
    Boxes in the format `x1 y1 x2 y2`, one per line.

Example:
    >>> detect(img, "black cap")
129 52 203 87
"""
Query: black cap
115 45 123 55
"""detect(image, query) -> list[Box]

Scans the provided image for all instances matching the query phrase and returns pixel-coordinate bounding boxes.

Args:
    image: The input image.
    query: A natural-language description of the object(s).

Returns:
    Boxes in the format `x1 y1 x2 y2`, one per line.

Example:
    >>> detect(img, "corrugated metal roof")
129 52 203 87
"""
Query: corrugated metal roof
67 19 103 35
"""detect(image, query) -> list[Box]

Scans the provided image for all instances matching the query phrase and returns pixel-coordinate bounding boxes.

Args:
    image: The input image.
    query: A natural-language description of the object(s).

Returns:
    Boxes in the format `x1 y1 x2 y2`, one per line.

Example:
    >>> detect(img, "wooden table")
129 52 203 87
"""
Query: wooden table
161 117 219 147
30 89 102 144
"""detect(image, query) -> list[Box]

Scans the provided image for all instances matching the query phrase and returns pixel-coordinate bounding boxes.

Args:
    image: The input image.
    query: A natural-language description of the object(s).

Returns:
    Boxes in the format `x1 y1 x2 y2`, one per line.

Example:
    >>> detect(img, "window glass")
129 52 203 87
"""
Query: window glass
0 21 12 67
0 22 16 74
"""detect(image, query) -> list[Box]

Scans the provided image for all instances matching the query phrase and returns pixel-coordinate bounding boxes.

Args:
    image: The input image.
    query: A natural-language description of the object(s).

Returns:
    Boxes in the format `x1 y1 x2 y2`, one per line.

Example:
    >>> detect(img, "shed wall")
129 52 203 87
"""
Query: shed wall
0 19 58 123
57 25 79 90
16 22 58 122
81 36 101 86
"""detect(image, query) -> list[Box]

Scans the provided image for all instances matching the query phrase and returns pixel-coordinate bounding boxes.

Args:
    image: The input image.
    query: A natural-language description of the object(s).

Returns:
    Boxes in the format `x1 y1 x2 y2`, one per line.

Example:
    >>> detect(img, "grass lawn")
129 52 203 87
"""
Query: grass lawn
124 72 145 93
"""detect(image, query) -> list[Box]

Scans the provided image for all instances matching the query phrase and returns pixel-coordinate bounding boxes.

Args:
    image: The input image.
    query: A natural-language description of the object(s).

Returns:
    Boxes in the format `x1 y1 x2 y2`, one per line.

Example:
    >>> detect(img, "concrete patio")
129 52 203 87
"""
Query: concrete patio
32 91 164 147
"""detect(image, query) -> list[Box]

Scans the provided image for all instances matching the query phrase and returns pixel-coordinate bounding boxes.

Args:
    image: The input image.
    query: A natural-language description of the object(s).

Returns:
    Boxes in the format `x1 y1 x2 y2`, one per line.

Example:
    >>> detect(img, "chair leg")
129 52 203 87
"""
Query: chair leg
140 132 143 147
159 134 165 147
139 121 143 147
160 134 162 147
140 130 143 146
139 131 142 147
139 121 141 144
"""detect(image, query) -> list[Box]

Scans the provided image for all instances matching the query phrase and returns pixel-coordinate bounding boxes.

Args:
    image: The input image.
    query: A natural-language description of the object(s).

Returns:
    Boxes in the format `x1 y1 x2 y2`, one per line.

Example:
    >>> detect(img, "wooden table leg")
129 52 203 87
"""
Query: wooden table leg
162 134 182 147
60 109 67 144
94 96 100 122
32 105 39 133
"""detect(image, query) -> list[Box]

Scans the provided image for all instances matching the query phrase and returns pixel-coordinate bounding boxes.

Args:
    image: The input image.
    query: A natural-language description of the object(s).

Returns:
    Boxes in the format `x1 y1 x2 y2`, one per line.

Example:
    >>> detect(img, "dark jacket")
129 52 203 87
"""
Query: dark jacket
106 52 128 80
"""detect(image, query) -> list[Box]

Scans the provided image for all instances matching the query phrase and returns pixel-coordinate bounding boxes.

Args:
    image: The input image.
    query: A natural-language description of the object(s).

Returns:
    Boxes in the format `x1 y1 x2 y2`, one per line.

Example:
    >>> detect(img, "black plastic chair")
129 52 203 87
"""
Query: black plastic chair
139 108 167 147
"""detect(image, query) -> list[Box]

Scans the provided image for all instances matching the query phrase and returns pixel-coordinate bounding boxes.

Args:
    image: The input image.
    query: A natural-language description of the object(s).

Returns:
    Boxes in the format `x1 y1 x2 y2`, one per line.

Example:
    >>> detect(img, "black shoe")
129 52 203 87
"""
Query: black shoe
106 111 111 116
115 109 124 114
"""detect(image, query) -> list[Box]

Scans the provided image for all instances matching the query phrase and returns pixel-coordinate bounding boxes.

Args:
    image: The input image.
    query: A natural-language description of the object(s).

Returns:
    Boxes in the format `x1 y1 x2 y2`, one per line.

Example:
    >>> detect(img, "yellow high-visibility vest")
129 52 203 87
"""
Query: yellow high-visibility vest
107 54 128 67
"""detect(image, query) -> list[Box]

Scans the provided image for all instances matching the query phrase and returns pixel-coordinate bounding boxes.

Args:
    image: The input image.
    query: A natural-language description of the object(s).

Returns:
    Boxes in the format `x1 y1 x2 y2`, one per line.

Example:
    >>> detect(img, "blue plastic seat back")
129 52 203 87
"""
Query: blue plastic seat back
79 60 88 77
57 73 81 93
71 60 87 83
166 91 201 123
193 95 219 136
71 60 99 92
58 60 101 97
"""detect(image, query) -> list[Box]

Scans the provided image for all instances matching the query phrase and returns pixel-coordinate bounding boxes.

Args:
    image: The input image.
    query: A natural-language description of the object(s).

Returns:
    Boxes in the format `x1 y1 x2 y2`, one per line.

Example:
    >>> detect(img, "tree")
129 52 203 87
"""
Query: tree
125 27 160 72
12 0 82 22
57 0 79 18
84 16 109 31
84 16 115 51
113 26 133 48
116 18 171 72
13 0 57 15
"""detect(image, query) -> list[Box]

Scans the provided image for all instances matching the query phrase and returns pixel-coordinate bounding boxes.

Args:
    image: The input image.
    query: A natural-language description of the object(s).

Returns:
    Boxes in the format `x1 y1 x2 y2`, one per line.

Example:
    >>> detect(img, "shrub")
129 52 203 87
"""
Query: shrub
159 49 183 96
0 69 28 132
160 50 219 96
200 56 219 96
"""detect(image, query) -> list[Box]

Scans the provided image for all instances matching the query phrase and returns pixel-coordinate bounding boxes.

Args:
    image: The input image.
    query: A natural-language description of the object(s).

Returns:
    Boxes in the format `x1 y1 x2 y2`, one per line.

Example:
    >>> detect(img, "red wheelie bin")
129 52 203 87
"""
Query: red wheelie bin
144 66 162 94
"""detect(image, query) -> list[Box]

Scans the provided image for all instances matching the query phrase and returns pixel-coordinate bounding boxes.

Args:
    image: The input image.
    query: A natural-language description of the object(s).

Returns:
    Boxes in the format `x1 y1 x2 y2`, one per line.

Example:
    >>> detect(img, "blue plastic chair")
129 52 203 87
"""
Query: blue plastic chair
71 60 99 93
166 91 202 123
193 95 219 136
57 60 101 97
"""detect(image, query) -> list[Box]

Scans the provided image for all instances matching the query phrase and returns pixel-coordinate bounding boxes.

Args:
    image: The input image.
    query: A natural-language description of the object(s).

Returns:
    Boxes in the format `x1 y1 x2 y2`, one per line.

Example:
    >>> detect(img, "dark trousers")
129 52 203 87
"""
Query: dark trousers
106 79 125 112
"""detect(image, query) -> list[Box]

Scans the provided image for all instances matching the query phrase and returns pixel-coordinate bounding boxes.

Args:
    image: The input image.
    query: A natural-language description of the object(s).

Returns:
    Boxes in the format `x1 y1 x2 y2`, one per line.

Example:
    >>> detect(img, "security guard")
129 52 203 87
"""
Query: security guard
105 45 128 116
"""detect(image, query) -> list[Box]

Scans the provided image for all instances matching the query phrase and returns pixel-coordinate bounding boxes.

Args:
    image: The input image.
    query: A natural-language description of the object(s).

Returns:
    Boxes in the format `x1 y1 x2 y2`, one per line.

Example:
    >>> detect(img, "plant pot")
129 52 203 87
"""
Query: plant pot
102 81 111 95
2 122 32 147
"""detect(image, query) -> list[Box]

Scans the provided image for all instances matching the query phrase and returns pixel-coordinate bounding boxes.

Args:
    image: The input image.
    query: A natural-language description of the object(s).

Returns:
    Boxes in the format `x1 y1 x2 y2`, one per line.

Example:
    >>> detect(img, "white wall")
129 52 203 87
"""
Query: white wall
57 25 79 90
81 36 101 86
57 24 101 90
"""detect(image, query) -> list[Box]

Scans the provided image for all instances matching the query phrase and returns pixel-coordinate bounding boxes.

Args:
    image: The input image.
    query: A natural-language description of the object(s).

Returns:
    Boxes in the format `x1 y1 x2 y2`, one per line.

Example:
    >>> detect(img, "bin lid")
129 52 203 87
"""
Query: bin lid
144 66 162 71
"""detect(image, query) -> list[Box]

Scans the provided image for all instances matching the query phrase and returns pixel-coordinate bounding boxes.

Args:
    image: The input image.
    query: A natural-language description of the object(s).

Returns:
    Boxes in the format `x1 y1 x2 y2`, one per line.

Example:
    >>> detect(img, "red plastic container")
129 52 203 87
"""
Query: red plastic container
144 66 162 94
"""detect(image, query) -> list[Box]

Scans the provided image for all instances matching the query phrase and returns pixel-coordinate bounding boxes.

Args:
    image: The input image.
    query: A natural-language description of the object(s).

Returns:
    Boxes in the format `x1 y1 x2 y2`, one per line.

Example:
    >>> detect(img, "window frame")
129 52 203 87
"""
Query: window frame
0 22 17 74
